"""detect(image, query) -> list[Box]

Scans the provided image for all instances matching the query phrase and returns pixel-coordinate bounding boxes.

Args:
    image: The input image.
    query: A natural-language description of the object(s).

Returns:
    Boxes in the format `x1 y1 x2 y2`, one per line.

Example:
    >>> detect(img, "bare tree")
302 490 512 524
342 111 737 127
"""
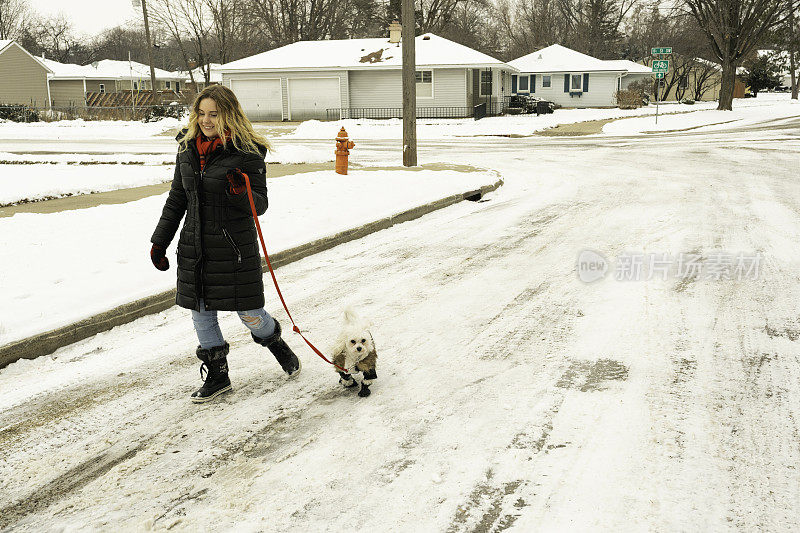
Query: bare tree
559 0 639 58
497 0 563 59
683 0 792 110
246 0 351 46
0 0 28 40
17 14 86 63
150 0 214 91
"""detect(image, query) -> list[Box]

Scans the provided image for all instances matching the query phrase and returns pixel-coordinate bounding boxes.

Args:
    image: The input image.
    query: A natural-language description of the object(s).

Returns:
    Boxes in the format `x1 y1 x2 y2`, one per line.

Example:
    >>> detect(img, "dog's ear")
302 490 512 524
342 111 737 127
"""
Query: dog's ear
343 306 361 325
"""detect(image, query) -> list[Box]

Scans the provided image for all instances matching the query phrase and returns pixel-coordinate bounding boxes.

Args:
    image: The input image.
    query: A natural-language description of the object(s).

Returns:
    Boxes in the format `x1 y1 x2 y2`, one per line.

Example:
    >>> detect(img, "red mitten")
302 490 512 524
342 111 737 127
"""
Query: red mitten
226 168 248 195
150 243 169 271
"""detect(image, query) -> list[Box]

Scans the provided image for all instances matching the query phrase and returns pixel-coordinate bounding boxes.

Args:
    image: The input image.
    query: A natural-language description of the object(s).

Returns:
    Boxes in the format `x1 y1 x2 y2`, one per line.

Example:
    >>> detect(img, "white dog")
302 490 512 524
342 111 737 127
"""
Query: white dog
330 308 377 397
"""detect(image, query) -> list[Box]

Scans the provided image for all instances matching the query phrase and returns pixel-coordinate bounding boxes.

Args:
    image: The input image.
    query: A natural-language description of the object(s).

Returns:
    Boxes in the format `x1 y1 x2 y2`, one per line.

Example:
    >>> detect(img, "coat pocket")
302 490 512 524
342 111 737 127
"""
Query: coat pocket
222 228 242 266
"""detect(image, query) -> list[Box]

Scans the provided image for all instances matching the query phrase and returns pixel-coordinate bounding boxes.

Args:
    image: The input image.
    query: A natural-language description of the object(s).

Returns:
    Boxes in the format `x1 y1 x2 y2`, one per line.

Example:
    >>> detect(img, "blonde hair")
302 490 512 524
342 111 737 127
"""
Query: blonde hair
179 84 272 154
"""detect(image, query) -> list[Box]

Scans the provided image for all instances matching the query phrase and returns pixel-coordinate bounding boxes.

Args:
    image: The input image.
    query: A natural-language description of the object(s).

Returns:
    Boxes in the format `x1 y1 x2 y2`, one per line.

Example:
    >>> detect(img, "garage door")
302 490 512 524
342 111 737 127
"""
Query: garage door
230 78 282 121
288 77 341 121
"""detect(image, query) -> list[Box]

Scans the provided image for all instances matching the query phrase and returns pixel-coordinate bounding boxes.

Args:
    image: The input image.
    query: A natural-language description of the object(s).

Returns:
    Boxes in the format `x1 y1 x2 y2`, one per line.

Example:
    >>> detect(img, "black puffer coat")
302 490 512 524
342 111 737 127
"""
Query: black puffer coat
151 131 269 312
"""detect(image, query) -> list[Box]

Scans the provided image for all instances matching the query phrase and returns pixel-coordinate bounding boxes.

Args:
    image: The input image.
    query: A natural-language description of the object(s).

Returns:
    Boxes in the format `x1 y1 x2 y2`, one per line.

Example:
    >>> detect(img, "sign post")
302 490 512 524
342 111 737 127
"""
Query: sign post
651 53 670 124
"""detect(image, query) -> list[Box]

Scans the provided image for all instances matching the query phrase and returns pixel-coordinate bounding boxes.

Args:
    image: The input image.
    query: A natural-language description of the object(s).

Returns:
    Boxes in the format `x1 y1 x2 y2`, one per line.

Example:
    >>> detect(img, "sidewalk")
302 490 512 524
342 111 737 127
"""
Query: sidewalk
0 167 503 368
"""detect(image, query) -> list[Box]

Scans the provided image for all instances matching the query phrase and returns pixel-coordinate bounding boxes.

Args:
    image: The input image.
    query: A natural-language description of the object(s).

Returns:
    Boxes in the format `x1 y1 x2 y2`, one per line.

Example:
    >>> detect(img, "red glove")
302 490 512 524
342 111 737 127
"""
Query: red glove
226 168 248 195
150 243 169 271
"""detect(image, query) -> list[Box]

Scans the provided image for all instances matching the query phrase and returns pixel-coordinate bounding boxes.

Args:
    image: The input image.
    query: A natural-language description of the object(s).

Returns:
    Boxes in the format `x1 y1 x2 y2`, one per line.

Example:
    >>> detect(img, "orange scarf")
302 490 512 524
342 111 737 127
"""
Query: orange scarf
196 132 229 170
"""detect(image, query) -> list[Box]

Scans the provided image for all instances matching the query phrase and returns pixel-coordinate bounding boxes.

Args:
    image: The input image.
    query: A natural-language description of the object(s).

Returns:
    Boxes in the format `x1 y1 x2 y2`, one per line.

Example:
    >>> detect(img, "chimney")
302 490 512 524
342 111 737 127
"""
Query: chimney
389 20 402 44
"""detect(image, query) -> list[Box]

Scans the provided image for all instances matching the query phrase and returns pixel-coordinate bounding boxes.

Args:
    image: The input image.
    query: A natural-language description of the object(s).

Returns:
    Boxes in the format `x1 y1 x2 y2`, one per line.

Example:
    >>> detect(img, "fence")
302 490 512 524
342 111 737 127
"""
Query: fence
0 104 190 123
326 98 512 121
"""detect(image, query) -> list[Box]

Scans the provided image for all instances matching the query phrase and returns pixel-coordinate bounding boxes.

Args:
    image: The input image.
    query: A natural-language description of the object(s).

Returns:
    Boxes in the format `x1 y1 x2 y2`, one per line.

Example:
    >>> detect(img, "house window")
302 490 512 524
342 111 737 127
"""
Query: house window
99 84 105 94
570 74 582 91
165 81 171 89
175 81 180 92
480 70 493 96
518 75 529 92
415 70 433 98
542 75 551 88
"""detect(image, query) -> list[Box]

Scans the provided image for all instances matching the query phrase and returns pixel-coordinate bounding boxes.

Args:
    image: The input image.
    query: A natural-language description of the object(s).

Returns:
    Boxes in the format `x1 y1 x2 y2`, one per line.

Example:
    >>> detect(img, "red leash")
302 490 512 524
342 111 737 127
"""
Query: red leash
242 173 348 373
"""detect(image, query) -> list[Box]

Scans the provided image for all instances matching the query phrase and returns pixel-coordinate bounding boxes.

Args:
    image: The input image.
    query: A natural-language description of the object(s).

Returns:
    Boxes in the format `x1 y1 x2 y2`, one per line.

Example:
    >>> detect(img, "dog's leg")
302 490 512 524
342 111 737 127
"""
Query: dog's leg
338 372 357 388
358 368 377 397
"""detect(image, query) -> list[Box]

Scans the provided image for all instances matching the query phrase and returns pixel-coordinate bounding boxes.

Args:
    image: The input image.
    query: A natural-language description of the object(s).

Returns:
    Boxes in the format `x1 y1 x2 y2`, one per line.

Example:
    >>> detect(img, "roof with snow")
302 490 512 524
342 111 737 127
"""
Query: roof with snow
220 33 512 72
510 44 627 73
603 59 651 74
40 58 109 79
171 63 222 83
38 57 182 81
90 59 180 80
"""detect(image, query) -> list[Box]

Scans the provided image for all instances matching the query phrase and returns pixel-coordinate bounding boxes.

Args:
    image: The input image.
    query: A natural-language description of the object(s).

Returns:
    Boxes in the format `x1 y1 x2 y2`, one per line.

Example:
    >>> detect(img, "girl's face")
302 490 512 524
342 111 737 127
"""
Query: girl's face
197 98 219 138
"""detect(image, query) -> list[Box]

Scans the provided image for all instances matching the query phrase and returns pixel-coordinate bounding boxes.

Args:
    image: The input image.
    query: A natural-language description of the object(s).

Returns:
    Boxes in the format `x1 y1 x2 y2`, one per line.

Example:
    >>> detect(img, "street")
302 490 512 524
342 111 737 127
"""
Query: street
1 115 800 531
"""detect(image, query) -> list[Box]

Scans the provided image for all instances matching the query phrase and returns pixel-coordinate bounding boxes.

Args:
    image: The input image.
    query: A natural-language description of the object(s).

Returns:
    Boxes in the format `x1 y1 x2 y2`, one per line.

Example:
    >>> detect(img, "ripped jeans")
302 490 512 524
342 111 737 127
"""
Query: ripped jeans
192 298 277 349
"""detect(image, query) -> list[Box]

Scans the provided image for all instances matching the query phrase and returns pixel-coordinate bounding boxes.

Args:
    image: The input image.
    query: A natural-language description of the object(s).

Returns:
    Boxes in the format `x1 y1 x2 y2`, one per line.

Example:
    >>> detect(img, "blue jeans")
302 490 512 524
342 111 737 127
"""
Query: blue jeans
192 298 277 349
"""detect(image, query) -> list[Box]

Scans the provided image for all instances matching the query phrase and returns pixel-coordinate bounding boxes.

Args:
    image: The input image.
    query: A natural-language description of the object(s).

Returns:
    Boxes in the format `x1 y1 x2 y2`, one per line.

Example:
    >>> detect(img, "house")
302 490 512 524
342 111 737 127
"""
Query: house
0 40 52 108
604 60 652 90
219 33 517 121
41 57 184 107
172 63 222 93
657 58 746 102
84 59 183 93
509 44 643 108
40 58 114 108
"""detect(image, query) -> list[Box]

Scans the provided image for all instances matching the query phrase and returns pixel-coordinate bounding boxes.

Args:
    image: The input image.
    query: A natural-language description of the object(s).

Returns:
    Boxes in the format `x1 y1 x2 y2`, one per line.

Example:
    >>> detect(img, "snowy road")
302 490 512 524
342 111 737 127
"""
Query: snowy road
2 114 800 531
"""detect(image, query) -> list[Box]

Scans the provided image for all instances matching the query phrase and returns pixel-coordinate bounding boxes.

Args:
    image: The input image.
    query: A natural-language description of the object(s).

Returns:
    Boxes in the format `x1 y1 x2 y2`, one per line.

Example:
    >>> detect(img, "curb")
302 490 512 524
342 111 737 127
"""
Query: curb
0 178 503 369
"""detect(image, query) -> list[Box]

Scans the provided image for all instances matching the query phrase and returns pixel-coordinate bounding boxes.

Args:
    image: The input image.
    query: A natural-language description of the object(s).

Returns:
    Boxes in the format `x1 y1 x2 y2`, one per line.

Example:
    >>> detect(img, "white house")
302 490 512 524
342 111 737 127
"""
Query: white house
219 33 517 121
509 44 652 108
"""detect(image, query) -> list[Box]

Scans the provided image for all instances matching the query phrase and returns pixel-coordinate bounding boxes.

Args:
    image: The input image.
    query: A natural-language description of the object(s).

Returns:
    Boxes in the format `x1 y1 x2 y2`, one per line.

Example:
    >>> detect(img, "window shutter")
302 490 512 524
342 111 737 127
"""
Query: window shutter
564 74 569 92
531 74 536 93
512 75 517 94
583 73 589 92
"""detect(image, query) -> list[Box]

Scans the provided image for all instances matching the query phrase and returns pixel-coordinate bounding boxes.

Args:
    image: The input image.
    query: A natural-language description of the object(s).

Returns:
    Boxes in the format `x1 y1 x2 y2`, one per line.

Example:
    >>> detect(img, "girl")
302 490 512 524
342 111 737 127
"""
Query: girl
150 85 300 403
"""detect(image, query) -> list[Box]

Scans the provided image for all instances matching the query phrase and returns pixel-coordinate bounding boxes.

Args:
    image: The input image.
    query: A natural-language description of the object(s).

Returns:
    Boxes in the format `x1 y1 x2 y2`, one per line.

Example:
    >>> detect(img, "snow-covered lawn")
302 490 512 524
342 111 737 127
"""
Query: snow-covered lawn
0 117 184 140
0 168 499 347
603 96 800 135
0 144 334 205
290 93 794 139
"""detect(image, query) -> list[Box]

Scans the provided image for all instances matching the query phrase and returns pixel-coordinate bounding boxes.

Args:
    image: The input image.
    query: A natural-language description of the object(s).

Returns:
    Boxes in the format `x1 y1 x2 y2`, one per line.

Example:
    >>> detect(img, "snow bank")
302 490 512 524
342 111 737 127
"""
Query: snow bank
0 167 499 346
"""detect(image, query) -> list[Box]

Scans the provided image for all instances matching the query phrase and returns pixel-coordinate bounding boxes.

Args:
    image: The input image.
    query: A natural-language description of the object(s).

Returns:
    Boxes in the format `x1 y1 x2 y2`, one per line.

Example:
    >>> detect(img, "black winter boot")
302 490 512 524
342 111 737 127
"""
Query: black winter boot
191 342 232 403
252 320 301 377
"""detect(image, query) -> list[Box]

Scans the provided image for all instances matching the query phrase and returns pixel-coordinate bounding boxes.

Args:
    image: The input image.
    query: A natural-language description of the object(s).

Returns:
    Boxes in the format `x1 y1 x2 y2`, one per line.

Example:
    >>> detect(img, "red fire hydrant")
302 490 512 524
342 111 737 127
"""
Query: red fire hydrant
335 127 355 175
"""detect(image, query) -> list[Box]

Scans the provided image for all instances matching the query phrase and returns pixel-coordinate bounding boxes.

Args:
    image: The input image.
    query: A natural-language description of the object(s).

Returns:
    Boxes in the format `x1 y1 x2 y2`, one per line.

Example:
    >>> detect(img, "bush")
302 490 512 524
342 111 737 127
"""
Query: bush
144 104 188 122
680 98 695 105
0 105 40 122
615 89 643 109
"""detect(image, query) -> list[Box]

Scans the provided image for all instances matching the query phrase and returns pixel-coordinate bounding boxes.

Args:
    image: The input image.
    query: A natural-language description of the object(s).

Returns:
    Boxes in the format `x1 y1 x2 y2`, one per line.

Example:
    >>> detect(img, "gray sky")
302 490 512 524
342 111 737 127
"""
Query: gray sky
28 0 138 36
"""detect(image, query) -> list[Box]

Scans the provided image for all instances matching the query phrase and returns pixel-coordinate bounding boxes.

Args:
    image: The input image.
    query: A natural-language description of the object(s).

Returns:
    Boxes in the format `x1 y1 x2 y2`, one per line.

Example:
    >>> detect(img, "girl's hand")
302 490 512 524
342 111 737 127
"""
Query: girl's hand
150 244 169 271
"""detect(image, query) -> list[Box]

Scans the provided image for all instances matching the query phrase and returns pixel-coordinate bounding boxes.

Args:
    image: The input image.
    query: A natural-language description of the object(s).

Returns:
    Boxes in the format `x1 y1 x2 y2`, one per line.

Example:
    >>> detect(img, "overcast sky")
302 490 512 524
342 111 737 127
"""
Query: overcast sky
28 0 138 36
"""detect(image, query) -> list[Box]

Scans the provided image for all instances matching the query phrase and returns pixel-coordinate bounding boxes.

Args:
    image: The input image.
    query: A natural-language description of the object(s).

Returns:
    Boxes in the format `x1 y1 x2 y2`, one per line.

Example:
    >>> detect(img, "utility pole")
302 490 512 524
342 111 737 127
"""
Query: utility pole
401 0 417 167
133 0 159 106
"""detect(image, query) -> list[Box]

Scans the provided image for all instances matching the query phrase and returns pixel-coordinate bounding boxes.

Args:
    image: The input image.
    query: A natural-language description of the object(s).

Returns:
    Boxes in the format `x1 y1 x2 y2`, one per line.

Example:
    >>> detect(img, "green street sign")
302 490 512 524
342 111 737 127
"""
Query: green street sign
654 72 665 79
652 60 669 73
652 47 672 55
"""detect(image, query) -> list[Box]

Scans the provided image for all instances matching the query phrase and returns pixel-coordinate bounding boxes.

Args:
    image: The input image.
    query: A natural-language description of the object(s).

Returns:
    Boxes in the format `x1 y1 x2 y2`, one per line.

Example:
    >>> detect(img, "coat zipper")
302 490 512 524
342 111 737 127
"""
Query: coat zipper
222 228 242 264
